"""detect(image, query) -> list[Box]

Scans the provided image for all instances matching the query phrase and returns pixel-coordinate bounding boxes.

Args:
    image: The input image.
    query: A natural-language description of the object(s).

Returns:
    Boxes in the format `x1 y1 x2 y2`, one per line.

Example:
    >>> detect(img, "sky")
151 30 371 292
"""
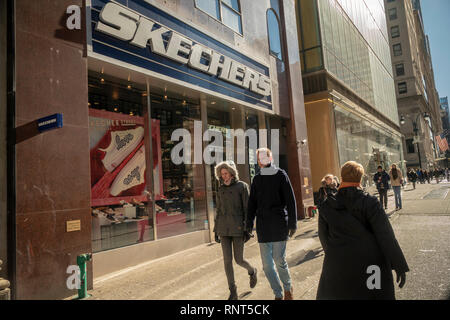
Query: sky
421 0 450 101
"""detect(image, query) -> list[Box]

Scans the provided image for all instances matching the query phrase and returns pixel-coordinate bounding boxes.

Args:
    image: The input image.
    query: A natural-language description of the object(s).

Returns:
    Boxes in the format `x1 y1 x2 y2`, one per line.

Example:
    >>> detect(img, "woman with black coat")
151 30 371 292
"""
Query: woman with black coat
214 161 257 300
317 161 409 300
317 174 340 209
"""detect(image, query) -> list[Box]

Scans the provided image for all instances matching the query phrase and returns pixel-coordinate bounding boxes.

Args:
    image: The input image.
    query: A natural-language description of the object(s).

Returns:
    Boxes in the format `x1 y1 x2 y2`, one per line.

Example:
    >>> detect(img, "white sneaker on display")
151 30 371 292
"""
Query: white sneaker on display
110 146 146 197
99 127 145 172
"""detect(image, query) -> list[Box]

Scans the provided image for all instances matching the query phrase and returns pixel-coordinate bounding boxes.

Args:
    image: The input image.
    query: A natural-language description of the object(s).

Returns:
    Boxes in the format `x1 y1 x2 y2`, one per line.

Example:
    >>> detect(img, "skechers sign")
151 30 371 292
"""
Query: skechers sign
90 0 272 110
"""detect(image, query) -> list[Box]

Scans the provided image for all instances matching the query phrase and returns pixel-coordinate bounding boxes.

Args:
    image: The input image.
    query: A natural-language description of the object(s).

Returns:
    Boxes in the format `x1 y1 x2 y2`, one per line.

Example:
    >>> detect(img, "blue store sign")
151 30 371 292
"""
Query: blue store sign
37 114 63 133
89 0 272 110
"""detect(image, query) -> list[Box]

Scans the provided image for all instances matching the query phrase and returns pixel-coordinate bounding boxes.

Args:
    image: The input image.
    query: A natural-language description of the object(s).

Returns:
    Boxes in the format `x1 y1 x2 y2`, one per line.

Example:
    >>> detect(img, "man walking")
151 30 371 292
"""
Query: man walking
407 169 418 190
373 166 390 210
246 148 297 300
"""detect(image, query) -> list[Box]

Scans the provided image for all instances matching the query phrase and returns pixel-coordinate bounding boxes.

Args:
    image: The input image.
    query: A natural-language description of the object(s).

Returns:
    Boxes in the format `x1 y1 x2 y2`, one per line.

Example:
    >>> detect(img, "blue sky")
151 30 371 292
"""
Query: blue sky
421 0 450 100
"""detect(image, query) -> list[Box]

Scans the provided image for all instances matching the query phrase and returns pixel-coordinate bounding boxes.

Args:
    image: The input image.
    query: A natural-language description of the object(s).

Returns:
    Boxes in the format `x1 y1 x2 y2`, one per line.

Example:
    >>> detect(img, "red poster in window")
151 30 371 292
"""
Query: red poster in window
89 109 163 207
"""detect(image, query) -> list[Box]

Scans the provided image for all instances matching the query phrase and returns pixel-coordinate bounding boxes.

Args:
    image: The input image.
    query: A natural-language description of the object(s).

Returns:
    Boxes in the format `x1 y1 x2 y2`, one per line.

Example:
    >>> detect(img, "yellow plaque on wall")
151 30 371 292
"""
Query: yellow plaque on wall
304 177 309 187
66 220 81 232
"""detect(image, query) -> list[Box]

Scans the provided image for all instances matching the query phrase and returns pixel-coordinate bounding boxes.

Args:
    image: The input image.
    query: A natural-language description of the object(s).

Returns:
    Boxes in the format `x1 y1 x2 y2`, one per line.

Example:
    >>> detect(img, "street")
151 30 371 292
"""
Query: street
87 181 450 300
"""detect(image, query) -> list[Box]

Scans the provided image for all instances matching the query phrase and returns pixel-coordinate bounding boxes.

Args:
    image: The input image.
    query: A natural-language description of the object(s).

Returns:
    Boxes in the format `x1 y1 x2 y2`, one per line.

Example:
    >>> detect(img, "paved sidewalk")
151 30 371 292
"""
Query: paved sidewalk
85 181 450 300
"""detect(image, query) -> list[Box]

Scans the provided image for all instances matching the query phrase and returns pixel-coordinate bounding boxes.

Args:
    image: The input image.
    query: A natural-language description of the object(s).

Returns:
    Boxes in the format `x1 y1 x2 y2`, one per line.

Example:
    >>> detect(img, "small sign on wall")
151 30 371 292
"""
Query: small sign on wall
37 113 63 133
66 220 81 232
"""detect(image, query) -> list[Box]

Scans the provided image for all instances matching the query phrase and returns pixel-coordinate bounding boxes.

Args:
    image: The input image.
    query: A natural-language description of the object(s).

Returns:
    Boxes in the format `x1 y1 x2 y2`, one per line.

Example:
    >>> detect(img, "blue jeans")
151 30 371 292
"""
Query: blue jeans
259 241 292 298
393 186 402 209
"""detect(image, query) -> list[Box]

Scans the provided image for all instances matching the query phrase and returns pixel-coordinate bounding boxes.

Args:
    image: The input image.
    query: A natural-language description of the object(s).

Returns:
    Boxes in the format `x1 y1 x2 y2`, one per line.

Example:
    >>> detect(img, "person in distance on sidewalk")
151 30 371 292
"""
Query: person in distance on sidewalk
214 161 258 300
373 166 390 210
317 161 409 300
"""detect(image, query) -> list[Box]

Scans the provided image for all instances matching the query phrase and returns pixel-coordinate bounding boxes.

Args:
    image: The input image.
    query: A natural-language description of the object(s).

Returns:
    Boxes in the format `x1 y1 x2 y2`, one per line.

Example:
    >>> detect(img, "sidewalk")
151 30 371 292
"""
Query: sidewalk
85 181 449 300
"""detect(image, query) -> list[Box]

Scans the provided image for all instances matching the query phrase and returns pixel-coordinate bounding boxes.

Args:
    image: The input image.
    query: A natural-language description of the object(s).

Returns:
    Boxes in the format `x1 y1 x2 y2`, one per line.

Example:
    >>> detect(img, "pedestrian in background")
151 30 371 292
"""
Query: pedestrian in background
373 166 390 210
423 170 430 184
214 161 257 300
389 164 403 211
247 148 297 300
418 169 424 184
317 174 340 209
446 168 450 182
317 161 409 300
407 169 418 190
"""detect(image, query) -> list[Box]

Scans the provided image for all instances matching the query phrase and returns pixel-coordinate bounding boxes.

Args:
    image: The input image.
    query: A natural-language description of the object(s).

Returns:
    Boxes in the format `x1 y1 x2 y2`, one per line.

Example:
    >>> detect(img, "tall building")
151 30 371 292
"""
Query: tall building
2 0 313 299
295 0 405 194
440 97 449 131
385 0 443 170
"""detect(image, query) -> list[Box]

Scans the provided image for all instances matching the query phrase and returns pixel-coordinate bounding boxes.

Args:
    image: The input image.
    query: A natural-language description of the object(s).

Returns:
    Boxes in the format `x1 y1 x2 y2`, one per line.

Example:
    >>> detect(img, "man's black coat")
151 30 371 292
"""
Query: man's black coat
247 165 297 243
317 187 409 300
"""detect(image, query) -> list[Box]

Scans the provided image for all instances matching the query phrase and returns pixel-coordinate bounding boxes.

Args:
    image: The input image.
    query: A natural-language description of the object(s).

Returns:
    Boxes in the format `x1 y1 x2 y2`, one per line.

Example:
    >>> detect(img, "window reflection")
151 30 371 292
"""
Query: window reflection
267 9 283 60
334 105 405 193
195 0 243 34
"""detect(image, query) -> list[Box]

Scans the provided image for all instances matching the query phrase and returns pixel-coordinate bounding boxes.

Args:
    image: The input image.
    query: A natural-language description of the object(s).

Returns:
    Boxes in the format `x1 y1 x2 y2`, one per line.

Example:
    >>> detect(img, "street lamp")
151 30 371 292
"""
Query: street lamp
400 112 430 169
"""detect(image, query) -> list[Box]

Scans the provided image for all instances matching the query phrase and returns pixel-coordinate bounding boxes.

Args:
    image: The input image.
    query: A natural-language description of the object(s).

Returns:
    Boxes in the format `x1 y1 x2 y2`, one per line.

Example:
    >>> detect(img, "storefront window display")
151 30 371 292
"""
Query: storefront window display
151 93 208 240
88 72 208 251
334 105 405 193
89 73 155 253
207 106 232 204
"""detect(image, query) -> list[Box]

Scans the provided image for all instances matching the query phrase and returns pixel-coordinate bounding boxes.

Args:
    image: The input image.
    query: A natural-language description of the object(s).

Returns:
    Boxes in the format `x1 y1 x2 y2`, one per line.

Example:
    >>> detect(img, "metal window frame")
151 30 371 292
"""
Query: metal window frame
194 0 244 36
266 8 283 61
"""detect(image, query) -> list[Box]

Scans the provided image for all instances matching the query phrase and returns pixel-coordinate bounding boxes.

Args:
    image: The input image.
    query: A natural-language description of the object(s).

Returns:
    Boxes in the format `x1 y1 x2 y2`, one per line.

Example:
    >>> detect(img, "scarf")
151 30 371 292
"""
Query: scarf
338 182 361 190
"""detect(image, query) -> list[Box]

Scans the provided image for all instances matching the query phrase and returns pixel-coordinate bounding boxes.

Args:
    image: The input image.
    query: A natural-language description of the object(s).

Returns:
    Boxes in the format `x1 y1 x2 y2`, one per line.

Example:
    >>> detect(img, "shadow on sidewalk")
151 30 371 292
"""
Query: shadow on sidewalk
288 248 324 267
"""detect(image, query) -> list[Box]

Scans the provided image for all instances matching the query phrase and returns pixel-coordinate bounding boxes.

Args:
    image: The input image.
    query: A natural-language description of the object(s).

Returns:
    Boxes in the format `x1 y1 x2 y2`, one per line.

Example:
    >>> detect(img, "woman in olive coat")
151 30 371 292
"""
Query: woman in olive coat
214 161 257 300
317 161 409 300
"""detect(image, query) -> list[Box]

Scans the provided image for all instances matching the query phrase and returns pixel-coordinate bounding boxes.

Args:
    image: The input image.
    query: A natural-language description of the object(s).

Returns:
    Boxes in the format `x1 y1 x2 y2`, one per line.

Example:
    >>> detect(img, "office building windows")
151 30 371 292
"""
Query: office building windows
389 8 398 20
391 26 400 38
195 0 243 34
406 139 415 154
395 63 405 76
393 43 402 56
398 82 407 94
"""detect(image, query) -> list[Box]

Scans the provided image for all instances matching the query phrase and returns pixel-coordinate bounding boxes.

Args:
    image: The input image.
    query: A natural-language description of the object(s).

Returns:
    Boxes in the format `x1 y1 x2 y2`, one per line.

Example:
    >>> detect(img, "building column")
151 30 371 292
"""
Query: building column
280 0 314 217
14 0 91 299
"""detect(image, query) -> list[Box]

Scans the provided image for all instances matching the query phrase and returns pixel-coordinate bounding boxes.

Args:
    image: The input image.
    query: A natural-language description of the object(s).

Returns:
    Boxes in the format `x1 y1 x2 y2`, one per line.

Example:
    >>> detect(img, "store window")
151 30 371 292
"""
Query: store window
334 105 405 193
88 72 208 251
207 105 232 203
246 112 260 182
195 0 243 34
88 73 155 253
150 92 208 240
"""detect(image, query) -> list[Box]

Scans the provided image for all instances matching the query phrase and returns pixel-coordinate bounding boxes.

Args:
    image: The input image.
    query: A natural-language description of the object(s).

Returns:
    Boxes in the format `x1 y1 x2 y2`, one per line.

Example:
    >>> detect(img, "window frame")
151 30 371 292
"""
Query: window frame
398 81 407 94
391 25 400 38
395 63 405 76
406 138 415 154
194 0 244 36
393 43 402 56
388 7 398 20
266 8 283 61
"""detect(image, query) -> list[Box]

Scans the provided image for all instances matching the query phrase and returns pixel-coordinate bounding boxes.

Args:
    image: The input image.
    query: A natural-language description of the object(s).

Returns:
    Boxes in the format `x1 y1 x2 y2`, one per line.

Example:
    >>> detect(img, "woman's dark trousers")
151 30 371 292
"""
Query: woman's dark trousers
220 236 255 291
